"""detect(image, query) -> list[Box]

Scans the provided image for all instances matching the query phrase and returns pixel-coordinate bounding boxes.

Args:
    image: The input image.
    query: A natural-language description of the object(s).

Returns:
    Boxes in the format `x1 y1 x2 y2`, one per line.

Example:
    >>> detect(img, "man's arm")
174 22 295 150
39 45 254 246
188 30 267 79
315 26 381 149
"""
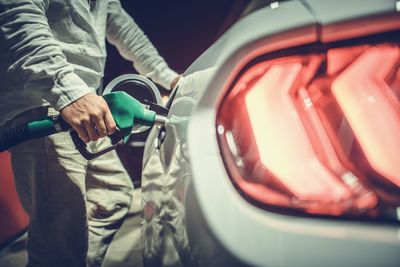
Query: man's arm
0 0 115 142
105 0 180 90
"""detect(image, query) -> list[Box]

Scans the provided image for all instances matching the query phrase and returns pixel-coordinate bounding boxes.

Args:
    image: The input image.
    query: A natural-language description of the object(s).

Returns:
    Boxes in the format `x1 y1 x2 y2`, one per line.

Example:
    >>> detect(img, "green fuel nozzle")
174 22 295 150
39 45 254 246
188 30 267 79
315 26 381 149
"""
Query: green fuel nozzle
0 91 168 160
103 91 167 143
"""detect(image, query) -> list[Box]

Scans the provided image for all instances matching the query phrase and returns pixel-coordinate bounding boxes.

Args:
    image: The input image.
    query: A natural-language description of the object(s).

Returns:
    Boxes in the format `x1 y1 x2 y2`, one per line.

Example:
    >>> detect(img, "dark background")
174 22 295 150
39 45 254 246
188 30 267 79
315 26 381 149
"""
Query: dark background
104 0 249 86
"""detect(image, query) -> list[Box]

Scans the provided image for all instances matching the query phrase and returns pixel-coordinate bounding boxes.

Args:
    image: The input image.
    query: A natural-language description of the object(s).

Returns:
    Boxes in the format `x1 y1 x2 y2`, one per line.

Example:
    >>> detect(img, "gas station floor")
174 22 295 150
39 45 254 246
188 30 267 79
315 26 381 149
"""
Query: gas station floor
0 189 143 267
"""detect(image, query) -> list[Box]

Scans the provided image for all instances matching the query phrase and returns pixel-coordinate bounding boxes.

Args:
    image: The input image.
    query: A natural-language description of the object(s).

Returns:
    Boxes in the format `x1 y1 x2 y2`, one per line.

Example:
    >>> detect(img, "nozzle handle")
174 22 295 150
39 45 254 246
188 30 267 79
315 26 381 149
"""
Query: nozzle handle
69 130 124 160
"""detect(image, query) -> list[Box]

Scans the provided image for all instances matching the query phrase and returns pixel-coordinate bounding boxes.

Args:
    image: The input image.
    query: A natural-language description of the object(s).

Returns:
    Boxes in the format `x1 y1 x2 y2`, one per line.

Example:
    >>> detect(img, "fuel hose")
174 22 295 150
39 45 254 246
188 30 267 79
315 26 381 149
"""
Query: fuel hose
0 116 70 152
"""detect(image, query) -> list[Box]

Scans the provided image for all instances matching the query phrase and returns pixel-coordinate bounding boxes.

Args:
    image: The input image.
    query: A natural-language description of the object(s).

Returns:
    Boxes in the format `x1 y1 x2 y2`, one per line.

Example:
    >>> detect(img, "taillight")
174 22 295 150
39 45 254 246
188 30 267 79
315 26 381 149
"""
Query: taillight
217 42 400 221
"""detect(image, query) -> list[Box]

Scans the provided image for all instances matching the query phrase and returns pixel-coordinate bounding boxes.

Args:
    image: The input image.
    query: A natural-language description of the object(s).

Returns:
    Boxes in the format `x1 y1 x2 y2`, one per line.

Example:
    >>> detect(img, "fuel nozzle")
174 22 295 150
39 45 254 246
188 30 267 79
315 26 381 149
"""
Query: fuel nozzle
103 91 169 142
71 91 169 160
154 115 169 126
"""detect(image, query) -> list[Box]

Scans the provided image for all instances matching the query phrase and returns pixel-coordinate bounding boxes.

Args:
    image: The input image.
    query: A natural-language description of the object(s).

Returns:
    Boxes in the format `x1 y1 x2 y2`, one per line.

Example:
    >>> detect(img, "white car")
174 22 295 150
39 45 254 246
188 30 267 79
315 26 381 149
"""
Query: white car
123 0 400 266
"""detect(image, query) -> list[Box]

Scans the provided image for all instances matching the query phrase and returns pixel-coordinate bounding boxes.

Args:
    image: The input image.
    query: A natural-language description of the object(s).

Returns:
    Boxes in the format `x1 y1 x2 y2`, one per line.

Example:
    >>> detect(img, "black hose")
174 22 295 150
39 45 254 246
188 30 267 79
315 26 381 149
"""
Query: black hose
0 116 66 152
0 124 31 152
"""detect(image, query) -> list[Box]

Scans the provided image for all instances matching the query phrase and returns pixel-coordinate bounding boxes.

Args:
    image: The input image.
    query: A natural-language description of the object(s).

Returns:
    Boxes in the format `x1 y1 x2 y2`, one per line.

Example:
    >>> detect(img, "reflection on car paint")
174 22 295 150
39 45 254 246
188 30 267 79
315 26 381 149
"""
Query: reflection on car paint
141 128 192 266
141 68 218 267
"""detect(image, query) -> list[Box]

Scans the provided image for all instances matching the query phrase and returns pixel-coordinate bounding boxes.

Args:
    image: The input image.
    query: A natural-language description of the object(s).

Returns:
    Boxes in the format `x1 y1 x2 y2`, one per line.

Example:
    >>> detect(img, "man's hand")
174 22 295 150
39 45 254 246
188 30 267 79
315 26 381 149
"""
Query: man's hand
59 93 116 143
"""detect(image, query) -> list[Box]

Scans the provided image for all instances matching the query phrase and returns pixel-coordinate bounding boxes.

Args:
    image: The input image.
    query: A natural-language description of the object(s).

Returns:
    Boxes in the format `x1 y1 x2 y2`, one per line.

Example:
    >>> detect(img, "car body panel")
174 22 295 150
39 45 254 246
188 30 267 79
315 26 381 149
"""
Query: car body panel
141 1 400 266
304 0 400 42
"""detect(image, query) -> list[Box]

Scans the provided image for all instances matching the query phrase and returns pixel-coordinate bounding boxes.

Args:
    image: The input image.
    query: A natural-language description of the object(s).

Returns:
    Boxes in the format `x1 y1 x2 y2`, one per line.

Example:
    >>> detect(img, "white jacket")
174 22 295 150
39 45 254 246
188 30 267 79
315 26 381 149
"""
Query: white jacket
0 0 178 125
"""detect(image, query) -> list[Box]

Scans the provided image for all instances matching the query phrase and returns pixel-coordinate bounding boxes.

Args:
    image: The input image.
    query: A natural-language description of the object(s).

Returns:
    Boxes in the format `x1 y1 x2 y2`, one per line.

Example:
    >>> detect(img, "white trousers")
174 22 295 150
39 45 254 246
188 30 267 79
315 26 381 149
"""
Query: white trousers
2 107 133 267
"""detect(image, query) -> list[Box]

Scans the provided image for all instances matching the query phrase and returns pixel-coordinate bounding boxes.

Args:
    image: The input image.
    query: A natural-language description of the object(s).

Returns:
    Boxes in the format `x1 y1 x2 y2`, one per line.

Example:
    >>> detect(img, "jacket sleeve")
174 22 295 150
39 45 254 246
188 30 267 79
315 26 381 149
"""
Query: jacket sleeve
0 0 92 110
106 0 179 90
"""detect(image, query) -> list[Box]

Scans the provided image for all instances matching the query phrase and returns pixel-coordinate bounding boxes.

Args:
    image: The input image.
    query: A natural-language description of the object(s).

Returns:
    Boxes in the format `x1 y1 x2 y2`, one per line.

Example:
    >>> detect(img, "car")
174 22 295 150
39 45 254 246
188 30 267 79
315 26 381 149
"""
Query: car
121 0 400 266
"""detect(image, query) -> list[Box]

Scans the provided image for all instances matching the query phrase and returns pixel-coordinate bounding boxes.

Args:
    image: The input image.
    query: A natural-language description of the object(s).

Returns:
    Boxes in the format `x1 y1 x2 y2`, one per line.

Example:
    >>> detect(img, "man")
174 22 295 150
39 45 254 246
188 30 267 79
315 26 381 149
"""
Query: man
0 0 180 266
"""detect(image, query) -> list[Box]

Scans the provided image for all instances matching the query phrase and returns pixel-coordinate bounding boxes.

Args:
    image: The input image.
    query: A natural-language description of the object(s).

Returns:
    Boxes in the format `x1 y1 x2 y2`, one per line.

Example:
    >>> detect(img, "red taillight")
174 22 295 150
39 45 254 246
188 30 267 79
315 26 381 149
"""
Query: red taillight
217 43 400 220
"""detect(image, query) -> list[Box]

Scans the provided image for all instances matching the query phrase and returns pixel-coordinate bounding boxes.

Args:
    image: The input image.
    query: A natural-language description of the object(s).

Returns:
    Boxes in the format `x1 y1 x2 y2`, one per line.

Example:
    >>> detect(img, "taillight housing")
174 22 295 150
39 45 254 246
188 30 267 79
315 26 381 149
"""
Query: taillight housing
217 40 400 221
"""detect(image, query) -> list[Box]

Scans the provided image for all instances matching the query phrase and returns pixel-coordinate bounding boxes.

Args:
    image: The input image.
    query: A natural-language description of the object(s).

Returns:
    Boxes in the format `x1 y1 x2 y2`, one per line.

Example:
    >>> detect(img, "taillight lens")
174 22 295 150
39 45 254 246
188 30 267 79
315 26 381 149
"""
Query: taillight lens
217 43 400 220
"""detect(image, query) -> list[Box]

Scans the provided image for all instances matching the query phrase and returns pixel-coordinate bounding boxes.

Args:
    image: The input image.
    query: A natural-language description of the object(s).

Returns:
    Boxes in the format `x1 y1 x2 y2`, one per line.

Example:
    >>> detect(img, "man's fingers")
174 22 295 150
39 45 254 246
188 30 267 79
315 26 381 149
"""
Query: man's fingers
84 121 99 142
104 110 116 135
93 116 107 138
73 125 90 143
